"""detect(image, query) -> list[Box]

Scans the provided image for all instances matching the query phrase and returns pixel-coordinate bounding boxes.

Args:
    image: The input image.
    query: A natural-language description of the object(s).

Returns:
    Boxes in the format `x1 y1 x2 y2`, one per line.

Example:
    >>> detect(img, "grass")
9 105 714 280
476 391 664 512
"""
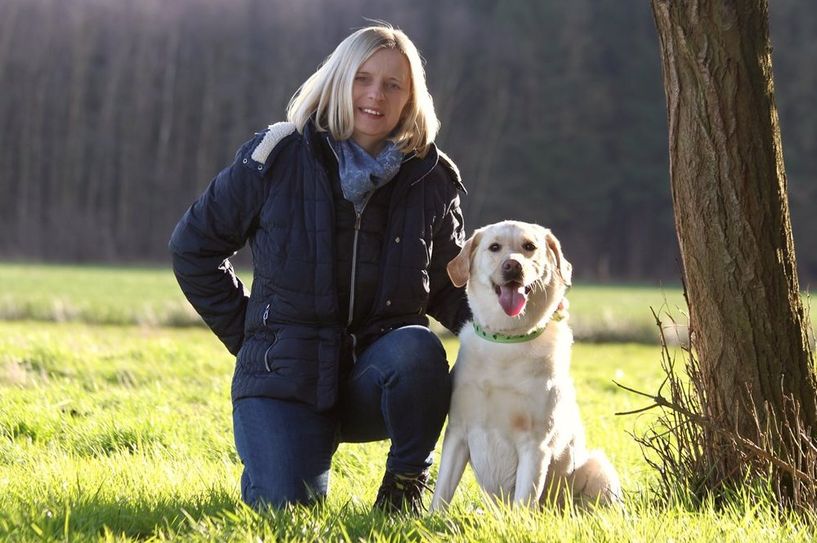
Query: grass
10 262 810 345
0 263 201 327
0 262 689 343
567 284 688 344
1 263 811 344
1 263 816 540
2 321 815 541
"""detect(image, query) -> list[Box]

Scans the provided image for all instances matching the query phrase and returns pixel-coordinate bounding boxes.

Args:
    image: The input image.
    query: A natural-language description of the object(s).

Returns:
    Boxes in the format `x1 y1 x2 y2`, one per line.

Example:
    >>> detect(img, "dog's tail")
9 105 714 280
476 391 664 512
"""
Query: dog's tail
569 450 622 506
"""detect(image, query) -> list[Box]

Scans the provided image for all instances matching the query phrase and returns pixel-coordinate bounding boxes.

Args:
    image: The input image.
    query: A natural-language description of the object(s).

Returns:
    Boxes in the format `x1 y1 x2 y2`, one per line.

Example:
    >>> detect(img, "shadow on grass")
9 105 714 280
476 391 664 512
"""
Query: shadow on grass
244 500 465 542
7 489 240 541
5 491 470 541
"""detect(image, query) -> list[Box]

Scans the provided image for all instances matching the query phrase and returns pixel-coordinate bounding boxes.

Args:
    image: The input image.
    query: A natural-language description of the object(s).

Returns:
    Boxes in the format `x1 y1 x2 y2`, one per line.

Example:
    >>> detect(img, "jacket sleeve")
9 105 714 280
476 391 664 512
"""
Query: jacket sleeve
168 143 268 355
427 190 472 334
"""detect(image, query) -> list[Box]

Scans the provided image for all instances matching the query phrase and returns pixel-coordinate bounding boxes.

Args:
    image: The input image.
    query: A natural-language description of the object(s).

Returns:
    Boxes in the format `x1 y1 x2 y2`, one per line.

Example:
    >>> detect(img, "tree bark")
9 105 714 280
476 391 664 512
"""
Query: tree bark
650 0 817 455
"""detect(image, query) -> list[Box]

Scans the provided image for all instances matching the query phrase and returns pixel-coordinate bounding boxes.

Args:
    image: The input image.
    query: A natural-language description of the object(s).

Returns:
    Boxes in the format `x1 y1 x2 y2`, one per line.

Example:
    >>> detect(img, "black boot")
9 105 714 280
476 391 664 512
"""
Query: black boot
373 469 430 515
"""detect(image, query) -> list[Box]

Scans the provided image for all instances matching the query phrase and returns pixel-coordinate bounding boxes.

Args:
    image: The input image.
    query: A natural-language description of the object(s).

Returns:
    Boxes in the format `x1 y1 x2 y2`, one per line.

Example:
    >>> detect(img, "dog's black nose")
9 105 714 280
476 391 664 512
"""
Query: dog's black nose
502 259 522 275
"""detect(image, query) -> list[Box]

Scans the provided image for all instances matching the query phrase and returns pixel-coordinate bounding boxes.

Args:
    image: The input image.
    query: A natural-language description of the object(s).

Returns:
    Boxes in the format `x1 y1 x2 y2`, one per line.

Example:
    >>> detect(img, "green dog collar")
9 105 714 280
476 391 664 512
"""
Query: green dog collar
472 321 547 344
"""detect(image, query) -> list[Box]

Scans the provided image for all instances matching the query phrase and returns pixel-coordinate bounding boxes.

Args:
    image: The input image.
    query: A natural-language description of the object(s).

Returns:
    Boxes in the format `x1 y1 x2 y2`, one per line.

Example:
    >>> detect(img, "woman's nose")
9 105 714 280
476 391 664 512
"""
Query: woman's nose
367 83 385 100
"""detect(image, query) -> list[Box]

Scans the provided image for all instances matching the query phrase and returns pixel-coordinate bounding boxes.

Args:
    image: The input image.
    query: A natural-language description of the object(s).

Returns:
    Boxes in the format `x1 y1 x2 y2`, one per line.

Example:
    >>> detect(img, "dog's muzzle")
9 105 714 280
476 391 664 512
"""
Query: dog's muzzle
501 258 523 283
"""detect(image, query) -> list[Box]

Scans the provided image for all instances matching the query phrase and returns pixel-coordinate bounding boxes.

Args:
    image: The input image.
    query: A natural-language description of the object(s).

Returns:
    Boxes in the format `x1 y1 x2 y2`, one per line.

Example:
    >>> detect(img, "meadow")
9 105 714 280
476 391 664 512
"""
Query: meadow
0 263 689 342
1 264 815 541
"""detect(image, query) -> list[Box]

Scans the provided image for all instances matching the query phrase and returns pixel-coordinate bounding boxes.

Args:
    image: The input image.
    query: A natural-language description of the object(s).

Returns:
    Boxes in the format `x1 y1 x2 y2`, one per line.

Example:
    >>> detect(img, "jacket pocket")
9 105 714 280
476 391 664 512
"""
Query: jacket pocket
232 327 340 411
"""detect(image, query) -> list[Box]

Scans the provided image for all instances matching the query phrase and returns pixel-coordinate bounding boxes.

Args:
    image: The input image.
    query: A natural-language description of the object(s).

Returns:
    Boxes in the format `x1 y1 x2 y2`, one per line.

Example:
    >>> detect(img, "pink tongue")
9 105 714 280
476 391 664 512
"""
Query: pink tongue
499 284 528 317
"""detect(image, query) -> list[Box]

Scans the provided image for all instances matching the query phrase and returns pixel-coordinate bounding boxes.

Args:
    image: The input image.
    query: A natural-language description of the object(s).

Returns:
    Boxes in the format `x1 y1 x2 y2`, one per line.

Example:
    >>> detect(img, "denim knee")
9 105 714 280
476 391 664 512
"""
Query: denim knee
339 325 452 451
366 326 451 473
378 325 449 379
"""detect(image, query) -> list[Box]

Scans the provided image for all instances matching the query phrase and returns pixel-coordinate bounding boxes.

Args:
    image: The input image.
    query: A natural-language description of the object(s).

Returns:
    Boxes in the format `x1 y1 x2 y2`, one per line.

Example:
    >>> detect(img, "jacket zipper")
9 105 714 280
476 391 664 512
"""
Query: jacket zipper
347 194 373 362
326 138 414 363
327 139 369 362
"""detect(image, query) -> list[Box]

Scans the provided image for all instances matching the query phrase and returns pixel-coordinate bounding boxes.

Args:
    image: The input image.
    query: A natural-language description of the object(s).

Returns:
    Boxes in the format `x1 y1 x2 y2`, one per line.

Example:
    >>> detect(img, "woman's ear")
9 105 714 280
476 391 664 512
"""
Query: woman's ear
447 231 481 287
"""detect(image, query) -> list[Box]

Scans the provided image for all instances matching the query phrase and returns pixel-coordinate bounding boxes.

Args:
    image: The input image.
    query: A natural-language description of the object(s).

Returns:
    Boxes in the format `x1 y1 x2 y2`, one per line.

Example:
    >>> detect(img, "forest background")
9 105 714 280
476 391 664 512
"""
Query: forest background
1 0 814 284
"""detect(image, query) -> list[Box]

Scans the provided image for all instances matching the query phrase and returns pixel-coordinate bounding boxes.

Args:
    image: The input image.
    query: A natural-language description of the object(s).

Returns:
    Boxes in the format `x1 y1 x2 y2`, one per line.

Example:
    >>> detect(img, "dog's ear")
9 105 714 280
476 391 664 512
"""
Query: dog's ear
447 231 481 288
545 229 573 286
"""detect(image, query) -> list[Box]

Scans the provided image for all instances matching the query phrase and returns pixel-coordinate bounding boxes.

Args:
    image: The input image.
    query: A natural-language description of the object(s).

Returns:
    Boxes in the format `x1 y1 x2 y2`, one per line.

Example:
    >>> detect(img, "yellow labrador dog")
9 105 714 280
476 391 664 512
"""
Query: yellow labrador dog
431 221 621 510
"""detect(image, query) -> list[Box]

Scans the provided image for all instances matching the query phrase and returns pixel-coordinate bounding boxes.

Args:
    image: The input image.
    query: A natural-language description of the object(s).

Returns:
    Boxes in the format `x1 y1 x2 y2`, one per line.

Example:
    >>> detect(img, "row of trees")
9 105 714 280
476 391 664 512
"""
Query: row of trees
0 0 814 282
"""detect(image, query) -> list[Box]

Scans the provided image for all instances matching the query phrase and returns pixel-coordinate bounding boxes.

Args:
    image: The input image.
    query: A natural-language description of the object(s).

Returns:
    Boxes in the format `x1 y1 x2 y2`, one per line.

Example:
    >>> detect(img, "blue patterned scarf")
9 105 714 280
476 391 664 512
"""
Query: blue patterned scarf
328 137 404 213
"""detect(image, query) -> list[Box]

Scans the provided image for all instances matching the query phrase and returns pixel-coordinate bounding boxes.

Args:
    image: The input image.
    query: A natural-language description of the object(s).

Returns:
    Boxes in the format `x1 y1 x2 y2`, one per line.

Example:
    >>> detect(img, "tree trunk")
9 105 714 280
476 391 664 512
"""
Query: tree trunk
651 0 817 461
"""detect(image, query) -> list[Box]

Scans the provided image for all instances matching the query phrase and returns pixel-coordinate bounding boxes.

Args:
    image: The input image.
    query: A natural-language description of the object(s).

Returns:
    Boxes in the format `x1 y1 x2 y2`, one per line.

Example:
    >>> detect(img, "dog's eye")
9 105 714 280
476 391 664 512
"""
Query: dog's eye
523 242 537 252
488 243 501 252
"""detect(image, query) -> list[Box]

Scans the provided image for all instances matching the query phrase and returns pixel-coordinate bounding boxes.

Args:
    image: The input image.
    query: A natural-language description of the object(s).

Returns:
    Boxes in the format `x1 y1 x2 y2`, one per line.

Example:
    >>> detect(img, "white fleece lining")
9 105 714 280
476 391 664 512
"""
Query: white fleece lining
251 122 297 164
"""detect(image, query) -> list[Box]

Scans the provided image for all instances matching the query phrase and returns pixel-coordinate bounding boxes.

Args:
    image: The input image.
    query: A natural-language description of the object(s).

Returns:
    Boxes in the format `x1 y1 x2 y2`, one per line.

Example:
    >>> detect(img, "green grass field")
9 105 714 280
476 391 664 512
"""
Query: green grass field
1 264 815 541
0 263 690 343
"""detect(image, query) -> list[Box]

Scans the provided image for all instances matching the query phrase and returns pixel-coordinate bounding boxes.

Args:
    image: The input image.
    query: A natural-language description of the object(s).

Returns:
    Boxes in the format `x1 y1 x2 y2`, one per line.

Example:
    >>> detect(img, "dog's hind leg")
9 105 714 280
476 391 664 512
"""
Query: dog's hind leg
569 450 622 506
430 428 470 512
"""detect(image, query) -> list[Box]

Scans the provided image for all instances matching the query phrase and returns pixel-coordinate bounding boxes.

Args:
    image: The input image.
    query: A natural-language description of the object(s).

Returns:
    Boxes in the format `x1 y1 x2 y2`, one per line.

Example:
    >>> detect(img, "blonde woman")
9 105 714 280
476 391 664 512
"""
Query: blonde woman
170 23 469 514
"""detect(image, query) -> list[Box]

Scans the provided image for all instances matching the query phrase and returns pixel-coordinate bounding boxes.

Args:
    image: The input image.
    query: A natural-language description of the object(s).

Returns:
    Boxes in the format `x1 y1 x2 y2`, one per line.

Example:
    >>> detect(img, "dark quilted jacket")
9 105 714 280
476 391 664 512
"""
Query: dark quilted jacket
169 121 470 411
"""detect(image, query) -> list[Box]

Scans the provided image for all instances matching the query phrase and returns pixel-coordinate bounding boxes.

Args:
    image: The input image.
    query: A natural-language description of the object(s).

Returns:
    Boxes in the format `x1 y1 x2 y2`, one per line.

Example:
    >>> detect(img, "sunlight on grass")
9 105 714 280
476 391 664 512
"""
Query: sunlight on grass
0 265 814 540
2 321 815 540
4 262 814 346
0 263 695 341
0 263 201 327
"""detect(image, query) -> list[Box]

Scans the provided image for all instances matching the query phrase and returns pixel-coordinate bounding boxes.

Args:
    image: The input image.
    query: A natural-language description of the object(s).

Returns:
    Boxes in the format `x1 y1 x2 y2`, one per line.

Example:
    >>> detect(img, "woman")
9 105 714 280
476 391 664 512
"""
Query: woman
169 23 470 514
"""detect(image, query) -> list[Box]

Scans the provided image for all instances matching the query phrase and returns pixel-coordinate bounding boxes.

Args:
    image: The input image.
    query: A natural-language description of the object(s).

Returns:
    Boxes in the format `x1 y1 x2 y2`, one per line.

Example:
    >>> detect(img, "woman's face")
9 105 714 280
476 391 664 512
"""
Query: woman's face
351 48 411 155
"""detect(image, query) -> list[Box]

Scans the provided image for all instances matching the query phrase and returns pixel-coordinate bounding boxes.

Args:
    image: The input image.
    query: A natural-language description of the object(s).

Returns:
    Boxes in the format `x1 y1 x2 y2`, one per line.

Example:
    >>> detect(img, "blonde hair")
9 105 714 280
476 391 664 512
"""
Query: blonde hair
286 23 440 157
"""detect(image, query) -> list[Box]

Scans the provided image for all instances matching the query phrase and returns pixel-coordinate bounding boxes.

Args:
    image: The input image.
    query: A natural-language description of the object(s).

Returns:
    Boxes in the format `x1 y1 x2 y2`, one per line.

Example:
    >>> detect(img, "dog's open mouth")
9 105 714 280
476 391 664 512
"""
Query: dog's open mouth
493 281 531 317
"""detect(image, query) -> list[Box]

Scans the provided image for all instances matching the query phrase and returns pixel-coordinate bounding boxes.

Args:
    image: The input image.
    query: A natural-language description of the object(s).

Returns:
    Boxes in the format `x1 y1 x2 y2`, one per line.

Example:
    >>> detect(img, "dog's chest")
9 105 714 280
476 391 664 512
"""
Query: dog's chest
451 342 560 439
453 373 557 434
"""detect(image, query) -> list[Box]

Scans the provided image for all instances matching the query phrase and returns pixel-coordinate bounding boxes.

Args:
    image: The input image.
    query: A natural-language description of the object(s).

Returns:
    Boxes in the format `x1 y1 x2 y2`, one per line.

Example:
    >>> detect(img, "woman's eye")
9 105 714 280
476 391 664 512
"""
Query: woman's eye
523 242 537 252
488 243 501 252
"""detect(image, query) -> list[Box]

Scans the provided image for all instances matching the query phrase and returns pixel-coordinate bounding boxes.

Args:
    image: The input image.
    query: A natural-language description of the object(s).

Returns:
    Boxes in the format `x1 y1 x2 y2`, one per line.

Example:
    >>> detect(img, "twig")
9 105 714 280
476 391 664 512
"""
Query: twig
616 403 661 416
613 380 656 400
616 381 817 485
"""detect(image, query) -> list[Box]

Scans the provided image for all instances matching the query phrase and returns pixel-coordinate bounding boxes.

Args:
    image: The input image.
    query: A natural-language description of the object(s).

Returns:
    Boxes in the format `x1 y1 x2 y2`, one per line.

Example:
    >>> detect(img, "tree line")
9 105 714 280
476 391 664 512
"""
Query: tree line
0 0 814 283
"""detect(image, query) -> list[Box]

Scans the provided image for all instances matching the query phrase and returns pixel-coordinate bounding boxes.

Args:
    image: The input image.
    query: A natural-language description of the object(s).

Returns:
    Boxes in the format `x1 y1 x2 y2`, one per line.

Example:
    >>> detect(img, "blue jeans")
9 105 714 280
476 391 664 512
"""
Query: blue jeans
232 325 451 508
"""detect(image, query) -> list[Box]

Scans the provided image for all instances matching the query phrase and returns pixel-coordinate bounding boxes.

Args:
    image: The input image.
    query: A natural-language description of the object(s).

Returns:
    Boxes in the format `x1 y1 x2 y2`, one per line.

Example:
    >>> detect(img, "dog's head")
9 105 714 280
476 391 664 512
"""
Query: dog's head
448 221 572 329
